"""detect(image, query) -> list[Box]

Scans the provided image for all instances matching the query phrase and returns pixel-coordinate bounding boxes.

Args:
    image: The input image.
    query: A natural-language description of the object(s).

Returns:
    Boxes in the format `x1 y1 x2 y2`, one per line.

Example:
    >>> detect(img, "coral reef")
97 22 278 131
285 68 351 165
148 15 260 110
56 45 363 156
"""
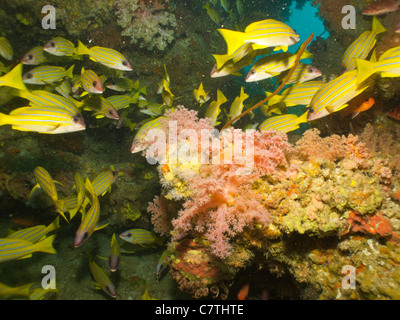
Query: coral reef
115 0 178 51
146 107 400 299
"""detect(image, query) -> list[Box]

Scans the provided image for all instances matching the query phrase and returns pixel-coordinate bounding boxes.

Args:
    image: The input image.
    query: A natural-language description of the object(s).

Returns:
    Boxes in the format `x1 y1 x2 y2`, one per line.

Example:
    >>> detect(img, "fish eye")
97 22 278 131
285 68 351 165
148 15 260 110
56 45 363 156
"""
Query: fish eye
126 233 131 237
309 106 314 113
109 110 113 115
92 81 97 87
83 232 88 239
122 61 128 66
73 116 79 123
50 41 55 47
25 72 33 79
308 67 314 73
28 54 33 60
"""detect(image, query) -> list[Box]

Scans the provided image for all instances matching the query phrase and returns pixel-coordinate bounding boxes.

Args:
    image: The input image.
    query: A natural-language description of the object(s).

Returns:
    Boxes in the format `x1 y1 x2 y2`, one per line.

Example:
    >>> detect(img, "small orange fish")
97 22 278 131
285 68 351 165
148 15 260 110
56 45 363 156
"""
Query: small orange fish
237 282 249 300
340 97 375 119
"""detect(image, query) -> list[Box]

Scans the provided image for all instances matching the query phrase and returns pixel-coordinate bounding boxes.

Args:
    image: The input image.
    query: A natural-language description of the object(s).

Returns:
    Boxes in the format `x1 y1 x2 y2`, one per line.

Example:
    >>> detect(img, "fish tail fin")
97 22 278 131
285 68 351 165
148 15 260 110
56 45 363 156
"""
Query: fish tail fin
76 40 90 56
355 58 376 84
54 199 69 223
45 216 60 234
239 86 249 101
65 65 74 79
297 111 309 124
0 112 10 126
300 49 313 60
265 91 282 106
217 29 246 57
1 63 27 91
217 89 228 105
273 45 288 52
35 234 57 255
212 54 229 70
16 283 34 297
372 16 386 35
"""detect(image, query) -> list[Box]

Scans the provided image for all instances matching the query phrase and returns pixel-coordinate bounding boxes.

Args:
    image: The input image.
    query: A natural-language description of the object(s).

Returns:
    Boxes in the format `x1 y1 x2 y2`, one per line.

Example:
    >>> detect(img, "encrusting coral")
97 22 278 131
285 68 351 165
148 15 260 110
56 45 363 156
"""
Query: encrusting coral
115 0 178 51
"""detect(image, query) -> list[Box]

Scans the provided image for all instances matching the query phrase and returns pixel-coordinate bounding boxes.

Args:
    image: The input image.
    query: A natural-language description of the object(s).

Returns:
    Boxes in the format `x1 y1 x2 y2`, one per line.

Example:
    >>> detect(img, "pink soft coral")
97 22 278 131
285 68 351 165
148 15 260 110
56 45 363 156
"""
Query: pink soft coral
147 106 292 258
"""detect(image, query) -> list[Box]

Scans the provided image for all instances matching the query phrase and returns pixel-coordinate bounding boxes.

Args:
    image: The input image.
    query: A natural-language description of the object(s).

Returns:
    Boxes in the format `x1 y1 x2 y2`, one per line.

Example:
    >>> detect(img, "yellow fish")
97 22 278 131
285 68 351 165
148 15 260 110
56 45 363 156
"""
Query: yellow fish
0 37 13 60
245 49 313 82
266 81 326 107
228 86 249 123
77 40 132 71
0 235 56 263
88 253 117 298
0 64 27 91
356 46 400 83
0 282 33 299
307 69 373 121
259 111 308 133
341 16 386 72
193 82 210 105
203 2 221 24
22 65 74 85
0 105 85 134
218 19 299 57
44 37 77 56
205 89 228 126
33 166 68 222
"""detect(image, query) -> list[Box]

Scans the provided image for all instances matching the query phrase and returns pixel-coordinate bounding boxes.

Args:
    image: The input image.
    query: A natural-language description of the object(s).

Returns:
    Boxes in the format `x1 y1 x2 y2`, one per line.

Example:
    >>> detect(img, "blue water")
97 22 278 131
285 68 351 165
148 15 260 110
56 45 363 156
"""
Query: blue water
285 1 330 63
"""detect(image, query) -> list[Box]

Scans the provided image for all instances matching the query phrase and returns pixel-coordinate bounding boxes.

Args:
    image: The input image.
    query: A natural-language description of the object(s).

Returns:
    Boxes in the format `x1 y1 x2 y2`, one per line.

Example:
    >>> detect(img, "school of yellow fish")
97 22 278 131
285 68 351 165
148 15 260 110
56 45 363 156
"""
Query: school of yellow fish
2 9 400 299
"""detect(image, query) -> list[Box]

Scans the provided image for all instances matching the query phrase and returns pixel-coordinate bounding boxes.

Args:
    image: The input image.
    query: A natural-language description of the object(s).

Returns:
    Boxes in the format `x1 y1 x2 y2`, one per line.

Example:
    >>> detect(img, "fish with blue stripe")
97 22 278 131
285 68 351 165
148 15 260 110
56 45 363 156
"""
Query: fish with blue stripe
218 19 299 57
266 80 326 107
119 229 163 247
246 48 313 82
0 235 56 263
307 68 374 121
227 86 249 124
0 105 85 134
82 95 119 120
88 253 117 298
13 89 81 116
7 217 60 243
205 89 228 125
68 172 85 220
21 46 47 65
44 37 77 56
78 68 103 94
130 116 165 153
74 196 101 247
356 45 400 83
109 233 121 272
341 16 386 72
92 170 118 197
23 65 74 85
276 63 322 84
77 40 132 71
0 37 13 60
156 248 169 280
33 166 69 221
259 111 308 133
